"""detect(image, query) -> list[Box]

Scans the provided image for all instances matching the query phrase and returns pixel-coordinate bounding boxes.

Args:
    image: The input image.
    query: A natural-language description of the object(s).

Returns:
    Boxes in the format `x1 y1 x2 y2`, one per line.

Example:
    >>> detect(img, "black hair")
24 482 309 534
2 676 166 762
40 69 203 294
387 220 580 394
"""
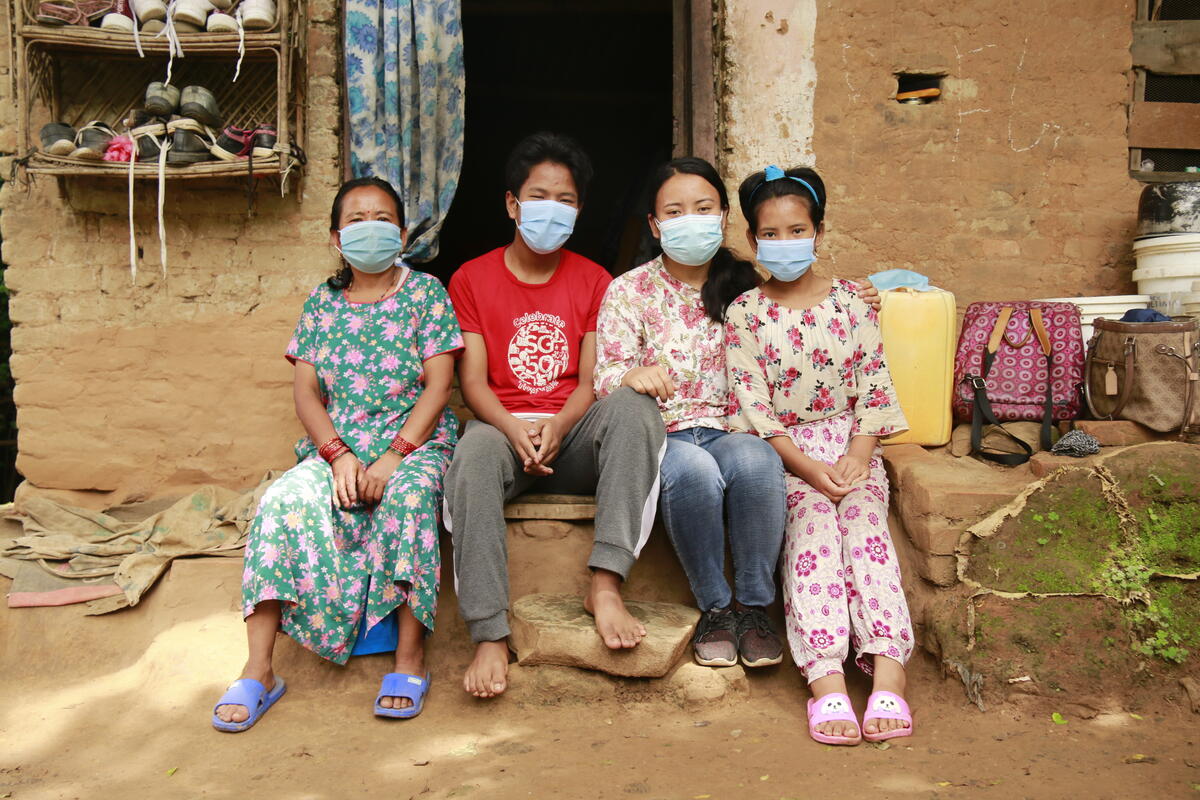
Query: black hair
326 176 406 290
505 131 594 205
737 165 827 233
647 157 759 323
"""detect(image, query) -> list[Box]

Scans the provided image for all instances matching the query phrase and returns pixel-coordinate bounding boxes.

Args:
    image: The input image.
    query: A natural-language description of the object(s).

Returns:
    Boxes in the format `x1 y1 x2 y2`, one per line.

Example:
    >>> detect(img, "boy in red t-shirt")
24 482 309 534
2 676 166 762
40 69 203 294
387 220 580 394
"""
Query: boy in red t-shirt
446 132 666 699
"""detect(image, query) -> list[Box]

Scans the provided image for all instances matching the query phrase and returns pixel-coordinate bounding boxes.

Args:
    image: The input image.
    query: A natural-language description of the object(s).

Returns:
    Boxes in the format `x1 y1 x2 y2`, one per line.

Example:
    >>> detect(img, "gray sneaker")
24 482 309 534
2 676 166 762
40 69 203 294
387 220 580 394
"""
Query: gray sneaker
735 605 784 667
693 607 738 667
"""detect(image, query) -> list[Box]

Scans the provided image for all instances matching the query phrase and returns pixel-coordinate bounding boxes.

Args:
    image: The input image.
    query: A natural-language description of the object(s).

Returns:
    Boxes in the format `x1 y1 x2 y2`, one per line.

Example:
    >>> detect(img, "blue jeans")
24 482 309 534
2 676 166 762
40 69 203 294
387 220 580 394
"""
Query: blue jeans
659 427 786 612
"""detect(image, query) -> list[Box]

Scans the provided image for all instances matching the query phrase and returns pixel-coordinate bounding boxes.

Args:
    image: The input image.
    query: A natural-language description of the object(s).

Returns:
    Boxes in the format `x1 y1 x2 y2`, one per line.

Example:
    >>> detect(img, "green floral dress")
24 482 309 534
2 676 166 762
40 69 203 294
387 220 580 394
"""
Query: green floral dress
241 269 462 664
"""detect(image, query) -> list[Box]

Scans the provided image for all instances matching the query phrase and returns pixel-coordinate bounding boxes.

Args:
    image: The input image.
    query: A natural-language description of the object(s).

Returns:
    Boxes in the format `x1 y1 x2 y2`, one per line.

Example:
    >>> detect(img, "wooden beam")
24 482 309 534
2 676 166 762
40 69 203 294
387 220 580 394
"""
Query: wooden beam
1129 100 1200 149
690 0 716 164
1132 21 1200 75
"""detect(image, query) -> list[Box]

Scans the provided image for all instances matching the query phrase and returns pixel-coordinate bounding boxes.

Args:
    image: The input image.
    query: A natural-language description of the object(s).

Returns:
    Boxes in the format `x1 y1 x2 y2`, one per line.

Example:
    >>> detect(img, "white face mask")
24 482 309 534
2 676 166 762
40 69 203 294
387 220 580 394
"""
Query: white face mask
516 199 578 254
655 213 725 267
755 237 816 281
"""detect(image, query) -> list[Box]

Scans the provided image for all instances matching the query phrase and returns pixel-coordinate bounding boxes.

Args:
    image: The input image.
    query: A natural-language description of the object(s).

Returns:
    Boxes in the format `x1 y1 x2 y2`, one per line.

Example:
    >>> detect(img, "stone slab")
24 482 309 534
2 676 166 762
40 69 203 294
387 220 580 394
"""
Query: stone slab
914 552 958 588
510 593 700 678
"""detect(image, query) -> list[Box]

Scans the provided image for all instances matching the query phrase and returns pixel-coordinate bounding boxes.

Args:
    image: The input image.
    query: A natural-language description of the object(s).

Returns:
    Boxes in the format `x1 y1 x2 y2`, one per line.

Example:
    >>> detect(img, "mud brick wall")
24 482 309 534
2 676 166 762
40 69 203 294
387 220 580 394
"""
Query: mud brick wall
722 0 1142 305
0 0 341 498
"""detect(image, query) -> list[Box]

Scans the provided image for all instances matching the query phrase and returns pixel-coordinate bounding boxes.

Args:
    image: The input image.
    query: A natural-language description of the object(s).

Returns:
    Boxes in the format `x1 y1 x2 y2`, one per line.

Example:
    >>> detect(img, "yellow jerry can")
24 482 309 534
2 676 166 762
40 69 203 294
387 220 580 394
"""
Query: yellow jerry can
879 287 957 446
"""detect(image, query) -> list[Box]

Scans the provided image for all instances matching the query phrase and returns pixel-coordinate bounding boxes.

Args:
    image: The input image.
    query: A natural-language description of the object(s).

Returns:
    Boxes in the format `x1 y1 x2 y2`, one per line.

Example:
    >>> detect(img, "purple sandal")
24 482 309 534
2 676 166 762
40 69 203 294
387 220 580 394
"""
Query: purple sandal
862 690 913 741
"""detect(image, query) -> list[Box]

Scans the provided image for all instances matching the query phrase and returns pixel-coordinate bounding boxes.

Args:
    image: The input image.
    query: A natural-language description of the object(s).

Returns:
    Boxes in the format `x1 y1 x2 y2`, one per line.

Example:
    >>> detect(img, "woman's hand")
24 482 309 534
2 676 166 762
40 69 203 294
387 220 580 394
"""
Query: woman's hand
856 280 882 311
359 452 403 506
331 452 364 509
797 459 853 502
832 454 870 487
622 365 676 400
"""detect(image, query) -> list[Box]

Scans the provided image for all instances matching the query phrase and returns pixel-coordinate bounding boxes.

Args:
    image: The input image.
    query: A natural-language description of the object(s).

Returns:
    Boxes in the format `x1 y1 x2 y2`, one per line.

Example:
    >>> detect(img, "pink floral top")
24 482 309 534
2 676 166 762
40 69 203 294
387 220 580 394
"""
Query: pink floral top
594 257 730 432
724 279 908 439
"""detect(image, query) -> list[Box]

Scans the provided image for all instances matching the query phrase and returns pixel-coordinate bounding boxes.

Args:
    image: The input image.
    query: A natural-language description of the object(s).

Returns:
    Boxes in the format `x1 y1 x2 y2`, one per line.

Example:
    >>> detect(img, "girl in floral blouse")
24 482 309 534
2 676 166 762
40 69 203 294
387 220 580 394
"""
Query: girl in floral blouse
725 165 914 745
595 157 787 670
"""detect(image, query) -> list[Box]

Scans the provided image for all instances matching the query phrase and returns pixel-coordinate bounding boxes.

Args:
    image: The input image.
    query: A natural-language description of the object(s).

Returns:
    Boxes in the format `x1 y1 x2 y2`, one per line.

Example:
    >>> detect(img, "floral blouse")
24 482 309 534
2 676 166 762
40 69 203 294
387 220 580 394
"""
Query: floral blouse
594 257 730 432
725 279 908 439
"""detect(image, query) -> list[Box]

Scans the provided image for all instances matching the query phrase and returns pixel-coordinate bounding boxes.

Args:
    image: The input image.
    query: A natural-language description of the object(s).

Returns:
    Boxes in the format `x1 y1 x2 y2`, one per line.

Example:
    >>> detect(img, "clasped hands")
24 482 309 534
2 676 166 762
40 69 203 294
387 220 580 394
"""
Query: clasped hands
329 450 403 509
798 453 871 502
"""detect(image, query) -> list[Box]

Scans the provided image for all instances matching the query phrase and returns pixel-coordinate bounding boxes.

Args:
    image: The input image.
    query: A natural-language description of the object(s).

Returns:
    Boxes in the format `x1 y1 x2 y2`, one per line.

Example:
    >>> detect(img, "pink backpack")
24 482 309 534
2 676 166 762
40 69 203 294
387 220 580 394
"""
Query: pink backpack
952 301 1084 464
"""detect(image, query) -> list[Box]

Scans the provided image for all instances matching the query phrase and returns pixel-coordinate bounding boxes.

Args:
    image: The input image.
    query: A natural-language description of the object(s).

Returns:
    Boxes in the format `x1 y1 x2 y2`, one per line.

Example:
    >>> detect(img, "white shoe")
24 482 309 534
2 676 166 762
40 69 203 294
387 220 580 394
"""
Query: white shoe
240 0 273 30
100 11 135 30
129 0 165 22
206 10 237 31
171 0 213 28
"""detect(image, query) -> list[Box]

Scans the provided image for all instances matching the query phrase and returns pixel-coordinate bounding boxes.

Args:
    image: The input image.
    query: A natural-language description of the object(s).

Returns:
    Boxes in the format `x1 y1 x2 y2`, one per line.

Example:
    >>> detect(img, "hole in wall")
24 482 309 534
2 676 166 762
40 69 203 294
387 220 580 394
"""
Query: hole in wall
896 73 943 104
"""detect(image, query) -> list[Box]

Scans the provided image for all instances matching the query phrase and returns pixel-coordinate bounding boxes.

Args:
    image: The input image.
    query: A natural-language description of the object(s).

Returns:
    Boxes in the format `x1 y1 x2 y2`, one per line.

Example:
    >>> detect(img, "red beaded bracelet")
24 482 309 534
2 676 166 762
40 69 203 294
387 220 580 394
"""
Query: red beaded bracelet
387 436 418 458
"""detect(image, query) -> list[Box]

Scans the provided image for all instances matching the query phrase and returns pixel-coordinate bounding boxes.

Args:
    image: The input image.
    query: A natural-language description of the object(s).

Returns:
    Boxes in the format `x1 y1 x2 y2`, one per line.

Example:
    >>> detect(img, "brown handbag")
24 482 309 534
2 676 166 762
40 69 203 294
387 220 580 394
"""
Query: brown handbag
1084 317 1200 435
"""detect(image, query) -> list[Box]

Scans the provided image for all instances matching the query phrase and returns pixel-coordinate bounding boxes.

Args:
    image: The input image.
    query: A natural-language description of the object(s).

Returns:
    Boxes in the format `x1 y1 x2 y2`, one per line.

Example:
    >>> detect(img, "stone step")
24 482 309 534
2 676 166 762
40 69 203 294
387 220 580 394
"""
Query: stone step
509 593 699 678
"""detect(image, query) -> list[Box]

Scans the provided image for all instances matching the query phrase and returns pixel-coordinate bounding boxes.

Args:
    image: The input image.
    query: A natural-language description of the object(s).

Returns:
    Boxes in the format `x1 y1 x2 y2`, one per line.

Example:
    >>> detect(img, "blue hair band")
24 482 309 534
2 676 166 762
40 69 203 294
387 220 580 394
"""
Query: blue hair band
752 164 821 207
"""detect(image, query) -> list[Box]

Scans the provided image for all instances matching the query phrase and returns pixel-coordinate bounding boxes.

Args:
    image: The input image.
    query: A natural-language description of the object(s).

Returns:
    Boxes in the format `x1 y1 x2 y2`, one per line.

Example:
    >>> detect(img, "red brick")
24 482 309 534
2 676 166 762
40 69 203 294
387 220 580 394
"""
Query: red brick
1061 420 1167 447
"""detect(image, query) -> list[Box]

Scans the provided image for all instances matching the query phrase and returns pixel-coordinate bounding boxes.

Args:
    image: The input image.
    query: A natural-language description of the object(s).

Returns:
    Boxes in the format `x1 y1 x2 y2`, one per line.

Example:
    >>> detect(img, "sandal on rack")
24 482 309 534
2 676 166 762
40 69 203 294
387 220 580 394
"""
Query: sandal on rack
179 85 222 128
70 121 116 159
39 122 77 156
36 0 88 25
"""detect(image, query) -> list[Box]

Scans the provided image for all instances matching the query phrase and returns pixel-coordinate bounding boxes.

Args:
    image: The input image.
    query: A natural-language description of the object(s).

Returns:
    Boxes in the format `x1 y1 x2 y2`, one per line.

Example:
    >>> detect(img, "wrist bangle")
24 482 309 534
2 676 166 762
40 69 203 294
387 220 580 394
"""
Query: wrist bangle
318 437 351 464
387 436 418 458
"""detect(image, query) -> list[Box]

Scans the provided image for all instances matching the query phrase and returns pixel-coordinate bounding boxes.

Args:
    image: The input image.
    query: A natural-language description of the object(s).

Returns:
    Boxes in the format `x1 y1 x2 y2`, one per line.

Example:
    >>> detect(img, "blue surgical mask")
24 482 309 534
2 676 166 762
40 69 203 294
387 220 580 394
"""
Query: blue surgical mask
337 220 403 273
655 214 725 267
517 199 578 254
756 237 816 282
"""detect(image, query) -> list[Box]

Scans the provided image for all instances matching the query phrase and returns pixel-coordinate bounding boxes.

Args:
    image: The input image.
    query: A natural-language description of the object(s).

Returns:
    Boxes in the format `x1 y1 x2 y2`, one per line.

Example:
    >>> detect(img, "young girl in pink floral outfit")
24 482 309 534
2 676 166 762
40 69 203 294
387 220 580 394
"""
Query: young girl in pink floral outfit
725 165 915 746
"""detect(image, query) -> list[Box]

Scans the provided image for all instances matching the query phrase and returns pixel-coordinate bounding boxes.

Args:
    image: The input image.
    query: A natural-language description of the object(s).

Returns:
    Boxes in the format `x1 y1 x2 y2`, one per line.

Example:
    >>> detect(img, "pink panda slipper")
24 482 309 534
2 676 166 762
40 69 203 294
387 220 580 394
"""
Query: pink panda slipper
806 692 862 746
862 690 913 742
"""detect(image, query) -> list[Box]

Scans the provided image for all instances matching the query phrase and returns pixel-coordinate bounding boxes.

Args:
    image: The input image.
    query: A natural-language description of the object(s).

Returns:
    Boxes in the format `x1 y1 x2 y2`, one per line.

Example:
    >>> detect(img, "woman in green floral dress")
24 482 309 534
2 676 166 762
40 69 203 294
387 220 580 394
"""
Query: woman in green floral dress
212 177 462 731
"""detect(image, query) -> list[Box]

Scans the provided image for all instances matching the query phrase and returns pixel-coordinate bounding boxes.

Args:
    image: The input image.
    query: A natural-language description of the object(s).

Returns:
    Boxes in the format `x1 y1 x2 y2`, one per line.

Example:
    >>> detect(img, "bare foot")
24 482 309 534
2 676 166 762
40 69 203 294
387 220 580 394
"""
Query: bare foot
463 640 509 698
583 570 646 650
809 673 860 741
214 660 275 724
379 648 425 710
864 656 910 737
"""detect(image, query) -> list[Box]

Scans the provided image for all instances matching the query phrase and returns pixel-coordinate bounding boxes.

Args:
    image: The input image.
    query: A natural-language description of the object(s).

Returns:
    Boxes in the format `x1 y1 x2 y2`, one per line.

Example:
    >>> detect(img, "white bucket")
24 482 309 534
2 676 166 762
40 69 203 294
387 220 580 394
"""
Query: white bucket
1036 295 1151 343
1132 233 1200 295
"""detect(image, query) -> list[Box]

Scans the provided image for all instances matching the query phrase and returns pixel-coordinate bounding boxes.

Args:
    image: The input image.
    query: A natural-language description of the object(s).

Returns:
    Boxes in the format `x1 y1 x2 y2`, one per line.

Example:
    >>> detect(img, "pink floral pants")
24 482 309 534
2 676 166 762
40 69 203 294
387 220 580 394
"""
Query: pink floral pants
781 410 913 682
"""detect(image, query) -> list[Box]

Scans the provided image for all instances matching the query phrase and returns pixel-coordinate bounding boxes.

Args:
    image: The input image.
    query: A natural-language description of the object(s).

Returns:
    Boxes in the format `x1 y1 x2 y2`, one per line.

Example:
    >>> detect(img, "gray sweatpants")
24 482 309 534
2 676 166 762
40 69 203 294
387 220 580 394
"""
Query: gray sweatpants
444 387 666 643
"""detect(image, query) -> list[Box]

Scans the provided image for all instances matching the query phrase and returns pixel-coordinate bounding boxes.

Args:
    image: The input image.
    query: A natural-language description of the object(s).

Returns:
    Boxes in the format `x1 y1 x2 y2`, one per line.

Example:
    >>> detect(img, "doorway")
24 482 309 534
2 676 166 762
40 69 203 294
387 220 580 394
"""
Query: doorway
423 0 676 282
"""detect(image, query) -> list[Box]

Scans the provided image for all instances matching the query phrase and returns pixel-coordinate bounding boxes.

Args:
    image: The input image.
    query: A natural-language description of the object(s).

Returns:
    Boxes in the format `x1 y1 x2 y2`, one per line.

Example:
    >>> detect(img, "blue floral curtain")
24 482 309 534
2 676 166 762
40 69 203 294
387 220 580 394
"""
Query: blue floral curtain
344 0 465 262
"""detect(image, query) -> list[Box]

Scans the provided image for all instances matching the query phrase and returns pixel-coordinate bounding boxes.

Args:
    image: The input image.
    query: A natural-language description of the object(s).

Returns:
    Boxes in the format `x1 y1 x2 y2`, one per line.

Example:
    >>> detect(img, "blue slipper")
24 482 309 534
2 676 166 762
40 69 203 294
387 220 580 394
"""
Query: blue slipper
211 677 287 733
375 672 430 719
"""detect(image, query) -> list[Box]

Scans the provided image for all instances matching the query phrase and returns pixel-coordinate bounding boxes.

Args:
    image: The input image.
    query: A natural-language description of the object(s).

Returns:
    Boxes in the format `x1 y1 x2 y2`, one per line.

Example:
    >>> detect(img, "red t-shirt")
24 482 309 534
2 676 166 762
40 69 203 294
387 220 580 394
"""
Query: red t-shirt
449 247 612 415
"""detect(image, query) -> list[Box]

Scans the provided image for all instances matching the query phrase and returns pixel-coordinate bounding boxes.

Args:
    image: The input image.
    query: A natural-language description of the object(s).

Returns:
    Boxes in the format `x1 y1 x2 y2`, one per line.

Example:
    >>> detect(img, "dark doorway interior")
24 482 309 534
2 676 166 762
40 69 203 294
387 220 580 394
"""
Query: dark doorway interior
423 0 674 283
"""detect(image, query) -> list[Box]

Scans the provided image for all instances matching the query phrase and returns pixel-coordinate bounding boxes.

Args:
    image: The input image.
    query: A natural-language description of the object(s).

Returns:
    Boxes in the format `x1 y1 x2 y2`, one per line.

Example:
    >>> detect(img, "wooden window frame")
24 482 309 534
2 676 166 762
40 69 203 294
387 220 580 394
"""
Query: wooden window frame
1130 0 1200 181
672 0 718 164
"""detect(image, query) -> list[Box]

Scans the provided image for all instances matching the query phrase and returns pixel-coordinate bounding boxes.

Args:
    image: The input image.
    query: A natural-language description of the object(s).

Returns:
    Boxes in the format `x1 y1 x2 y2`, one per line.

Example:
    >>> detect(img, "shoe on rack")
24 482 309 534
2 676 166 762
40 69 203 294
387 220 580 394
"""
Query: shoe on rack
126 110 167 161
206 9 237 31
170 0 212 27
240 0 273 30
39 122 77 155
172 19 202 32
165 116 217 165
210 124 253 160
140 17 163 31
734 604 784 668
69 121 116 159
251 124 276 158
129 0 165 22
99 0 134 30
36 0 87 25
692 606 738 667
179 85 222 128
144 81 180 116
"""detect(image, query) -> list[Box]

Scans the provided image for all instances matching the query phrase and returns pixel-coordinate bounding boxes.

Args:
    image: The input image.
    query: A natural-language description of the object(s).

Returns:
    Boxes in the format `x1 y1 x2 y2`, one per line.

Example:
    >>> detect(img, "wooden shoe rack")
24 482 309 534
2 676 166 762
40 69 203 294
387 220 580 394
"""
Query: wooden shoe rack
9 0 305 188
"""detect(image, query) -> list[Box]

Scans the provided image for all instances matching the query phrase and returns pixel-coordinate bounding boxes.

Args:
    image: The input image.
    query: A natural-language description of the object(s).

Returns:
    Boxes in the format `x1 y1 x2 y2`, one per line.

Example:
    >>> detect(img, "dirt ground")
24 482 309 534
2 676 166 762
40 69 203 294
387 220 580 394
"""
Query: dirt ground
2 559 1199 800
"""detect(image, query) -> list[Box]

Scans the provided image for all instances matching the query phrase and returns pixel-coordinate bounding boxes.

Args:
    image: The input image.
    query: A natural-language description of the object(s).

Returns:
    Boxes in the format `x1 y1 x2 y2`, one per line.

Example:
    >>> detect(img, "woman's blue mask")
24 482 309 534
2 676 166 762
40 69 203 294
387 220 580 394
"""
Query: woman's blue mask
655 214 725 267
756 237 816 282
337 220 403 274
517 199 578 254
